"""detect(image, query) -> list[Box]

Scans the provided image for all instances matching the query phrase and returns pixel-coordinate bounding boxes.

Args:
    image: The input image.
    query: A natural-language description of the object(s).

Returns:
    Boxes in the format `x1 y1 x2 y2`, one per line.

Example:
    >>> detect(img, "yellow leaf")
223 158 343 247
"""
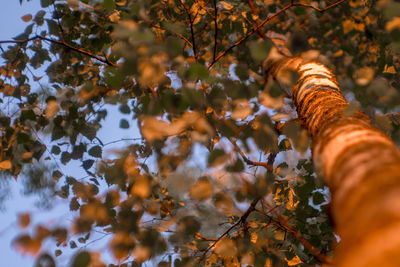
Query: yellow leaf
21 152 33 160
0 160 12 170
214 238 237 258
219 1 233 10
231 99 252 120
250 232 258 243
333 49 343 57
274 230 285 241
286 255 303 266
130 176 151 198
383 65 397 74
109 10 120 22
353 66 375 86
18 213 30 229
132 245 150 263
386 17 400 32
13 234 41 256
190 177 212 201
45 100 59 119
21 14 32 22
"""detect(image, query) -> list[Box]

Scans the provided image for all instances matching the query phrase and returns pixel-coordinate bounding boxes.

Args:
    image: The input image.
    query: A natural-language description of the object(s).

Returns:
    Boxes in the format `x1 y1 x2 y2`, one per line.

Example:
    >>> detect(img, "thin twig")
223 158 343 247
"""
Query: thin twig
208 4 292 69
208 0 346 69
51 0 65 40
150 23 193 48
212 0 218 63
199 197 261 262
255 208 333 264
0 35 116 67
246 0 267 39
179 0 199 62
230 139 276 172
293 0 346 12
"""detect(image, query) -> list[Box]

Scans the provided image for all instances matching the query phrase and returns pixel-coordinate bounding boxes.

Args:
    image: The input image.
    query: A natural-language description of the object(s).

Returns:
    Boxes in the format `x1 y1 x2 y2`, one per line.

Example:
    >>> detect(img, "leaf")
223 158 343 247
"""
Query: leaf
61 152 71 165
119 104 131 114
21 14 33 22
119 119 130 129
353 67 375 86
45 100 59 119
82 160 95 170
88 146 102 158
70 197 80 211
249 40 271 61
40 0 52 7
383 64 397 74
51 145 61 155
13 234 41 256
103 0 116 11
190 177 212 201
286 255 303 266
34 10 46 26
70 240 77 249
18 213 31 229
218 1 234 10
185 64 209 80
207 149 226 167
52 170 63 181
0 160 12 170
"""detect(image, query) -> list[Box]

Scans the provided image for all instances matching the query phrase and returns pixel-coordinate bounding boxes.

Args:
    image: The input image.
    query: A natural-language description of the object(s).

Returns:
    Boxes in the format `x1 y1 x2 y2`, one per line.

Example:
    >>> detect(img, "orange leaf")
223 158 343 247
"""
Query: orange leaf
21 14 32 22
0 160 12 170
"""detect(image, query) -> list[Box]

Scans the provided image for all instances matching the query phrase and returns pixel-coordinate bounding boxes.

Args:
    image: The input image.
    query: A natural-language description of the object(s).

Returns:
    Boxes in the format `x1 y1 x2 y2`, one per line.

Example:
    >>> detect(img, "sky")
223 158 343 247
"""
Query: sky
0 1 143 266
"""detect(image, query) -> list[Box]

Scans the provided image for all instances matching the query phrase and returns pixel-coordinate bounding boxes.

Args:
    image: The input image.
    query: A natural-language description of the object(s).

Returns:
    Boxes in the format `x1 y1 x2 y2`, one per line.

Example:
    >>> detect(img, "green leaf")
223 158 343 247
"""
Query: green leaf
21 109 36 121
103 0 116 11
119 104 131 114
185 64 209 80
208 149 226 167
34 10 46 26
70 240 77 249
82 159 94 170
249 40 271 61
17 133 31 144
88 146 102 158
313 192 325 205
61 152 71 165
40 0 51 8
119 119 130 129
51 145 61 155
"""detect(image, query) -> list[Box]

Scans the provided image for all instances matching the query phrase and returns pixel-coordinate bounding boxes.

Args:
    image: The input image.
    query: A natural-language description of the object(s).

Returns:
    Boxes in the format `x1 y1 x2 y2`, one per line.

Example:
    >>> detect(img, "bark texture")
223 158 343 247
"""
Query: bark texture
266 56 400 266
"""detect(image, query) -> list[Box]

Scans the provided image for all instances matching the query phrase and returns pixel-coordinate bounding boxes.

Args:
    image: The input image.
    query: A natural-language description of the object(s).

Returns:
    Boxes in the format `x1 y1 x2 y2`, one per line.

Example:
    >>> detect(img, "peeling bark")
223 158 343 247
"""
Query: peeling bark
266 56 400 266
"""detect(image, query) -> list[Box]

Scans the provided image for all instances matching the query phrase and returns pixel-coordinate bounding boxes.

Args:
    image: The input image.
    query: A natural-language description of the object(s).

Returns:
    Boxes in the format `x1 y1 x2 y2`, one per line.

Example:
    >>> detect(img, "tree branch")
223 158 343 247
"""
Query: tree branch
293 0 346 12
208 0 346 69
212 0 218 63
255 208 333 264
150 23 193 48
179 0 199 62
199 197 261 262
0 35 116 67
230 139 276 172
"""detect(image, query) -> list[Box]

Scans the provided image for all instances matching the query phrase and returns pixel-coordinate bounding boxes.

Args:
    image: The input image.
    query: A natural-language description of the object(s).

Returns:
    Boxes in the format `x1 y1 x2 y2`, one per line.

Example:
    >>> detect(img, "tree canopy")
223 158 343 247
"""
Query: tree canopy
1 0 400 266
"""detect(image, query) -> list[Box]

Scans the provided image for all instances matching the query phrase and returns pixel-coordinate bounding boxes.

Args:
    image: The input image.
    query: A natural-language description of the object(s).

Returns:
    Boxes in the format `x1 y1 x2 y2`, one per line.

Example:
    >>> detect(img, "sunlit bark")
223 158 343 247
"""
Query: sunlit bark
266 56 400 266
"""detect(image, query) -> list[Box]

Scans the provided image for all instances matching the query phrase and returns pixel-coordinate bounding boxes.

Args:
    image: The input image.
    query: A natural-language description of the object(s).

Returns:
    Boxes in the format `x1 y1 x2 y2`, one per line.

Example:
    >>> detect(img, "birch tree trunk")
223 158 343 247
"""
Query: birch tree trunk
266 55 400 266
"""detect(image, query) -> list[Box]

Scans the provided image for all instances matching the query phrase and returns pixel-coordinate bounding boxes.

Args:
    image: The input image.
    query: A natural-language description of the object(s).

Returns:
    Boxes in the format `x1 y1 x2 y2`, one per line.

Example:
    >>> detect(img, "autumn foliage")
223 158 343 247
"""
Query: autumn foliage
1 0 400 266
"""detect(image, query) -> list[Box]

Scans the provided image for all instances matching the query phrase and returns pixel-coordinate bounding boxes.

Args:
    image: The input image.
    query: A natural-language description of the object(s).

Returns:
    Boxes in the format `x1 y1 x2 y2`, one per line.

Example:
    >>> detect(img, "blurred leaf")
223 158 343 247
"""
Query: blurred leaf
71 251 91 267
21 14 32 22
103 0 116 11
